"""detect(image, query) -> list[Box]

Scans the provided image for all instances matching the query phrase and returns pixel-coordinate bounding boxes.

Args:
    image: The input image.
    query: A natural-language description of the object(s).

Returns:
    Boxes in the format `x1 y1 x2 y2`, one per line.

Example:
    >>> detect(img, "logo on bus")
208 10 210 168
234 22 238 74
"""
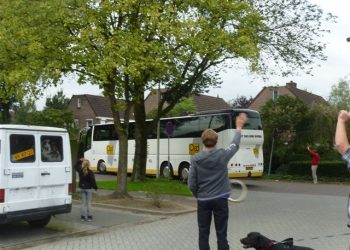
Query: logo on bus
253 146 259 158
106 145 114 155
189 143 200 155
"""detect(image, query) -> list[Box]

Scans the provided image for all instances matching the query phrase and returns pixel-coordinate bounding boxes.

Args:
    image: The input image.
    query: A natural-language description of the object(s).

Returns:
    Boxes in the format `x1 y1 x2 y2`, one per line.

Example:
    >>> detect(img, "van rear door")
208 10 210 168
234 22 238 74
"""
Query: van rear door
38 133 71 208
5 133 39 212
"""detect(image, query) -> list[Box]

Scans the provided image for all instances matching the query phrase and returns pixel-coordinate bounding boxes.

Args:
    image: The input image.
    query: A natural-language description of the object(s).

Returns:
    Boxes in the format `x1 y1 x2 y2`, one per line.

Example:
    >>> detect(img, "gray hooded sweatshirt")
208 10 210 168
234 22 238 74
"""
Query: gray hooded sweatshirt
188 131 241 200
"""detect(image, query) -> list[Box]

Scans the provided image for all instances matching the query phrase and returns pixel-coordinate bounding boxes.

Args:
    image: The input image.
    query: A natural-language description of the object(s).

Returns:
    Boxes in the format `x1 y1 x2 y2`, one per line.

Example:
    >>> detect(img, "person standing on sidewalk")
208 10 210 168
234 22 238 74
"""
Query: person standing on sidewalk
335 110 350 228
188 113 247 250
307 146 320 184
75 158 98 222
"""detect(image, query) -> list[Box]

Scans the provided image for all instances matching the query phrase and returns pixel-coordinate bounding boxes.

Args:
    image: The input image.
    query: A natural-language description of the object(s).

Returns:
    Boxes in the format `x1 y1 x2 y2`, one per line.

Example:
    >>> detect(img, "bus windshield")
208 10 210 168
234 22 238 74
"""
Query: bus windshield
233 110 262 130
78 126 92 157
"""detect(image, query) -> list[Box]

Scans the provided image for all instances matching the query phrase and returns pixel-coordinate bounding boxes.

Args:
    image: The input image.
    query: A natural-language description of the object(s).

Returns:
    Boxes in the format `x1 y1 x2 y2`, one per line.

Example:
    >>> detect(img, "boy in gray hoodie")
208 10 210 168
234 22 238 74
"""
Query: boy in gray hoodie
188 113 247 250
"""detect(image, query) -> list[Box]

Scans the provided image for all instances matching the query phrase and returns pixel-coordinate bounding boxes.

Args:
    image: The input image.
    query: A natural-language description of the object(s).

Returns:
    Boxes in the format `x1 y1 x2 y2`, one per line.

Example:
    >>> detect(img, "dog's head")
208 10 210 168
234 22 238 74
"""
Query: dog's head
41 139 51 154
41 139 61 161
240 232 273 249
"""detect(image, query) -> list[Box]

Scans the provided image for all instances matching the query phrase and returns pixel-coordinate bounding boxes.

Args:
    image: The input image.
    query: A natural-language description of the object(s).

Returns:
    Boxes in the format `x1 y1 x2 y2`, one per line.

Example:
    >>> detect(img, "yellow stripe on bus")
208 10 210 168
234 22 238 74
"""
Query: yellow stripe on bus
91 165 262 178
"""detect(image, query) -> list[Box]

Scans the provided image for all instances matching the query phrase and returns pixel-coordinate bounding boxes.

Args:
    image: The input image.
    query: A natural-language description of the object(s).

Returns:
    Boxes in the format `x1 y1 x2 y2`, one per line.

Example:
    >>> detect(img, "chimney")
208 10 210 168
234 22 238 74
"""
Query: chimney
286 81 297 88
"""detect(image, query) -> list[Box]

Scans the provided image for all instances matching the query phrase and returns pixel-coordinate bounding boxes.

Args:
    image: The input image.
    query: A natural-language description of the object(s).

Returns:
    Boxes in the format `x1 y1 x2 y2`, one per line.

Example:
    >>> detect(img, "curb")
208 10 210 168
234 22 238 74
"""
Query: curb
72 199 197 216
93 202 197 216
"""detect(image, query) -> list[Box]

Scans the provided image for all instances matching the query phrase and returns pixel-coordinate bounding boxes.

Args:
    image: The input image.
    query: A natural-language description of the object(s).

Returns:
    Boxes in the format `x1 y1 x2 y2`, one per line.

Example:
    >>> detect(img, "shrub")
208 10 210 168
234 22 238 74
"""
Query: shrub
277 161 350 178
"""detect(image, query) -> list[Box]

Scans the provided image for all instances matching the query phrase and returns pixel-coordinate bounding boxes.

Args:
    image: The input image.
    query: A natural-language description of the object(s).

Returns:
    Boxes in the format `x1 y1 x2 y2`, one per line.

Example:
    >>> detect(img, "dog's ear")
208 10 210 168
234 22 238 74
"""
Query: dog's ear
248 232 260 238
256 234 271 248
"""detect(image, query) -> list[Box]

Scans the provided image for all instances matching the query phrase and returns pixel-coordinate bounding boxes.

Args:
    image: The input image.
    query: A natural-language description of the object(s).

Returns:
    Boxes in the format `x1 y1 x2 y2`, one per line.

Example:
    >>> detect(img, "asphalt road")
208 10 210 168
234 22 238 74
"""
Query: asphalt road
0 204 156 250
2 176 350 249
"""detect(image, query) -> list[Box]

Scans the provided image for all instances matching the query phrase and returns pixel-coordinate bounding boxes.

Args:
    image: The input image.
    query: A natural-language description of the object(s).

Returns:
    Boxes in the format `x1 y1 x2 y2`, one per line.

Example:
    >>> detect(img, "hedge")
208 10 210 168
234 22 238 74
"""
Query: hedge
275 160 350 178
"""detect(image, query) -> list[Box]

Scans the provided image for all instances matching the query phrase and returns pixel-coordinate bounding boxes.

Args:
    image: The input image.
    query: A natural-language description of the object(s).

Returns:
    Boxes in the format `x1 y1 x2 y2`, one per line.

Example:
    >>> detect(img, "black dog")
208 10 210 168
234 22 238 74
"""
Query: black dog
240 232 314 250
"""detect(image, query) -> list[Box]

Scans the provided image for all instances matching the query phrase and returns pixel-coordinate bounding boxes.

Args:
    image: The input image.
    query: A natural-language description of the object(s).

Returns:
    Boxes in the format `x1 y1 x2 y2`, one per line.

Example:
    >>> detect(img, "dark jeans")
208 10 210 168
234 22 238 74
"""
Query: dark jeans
197 198 229 250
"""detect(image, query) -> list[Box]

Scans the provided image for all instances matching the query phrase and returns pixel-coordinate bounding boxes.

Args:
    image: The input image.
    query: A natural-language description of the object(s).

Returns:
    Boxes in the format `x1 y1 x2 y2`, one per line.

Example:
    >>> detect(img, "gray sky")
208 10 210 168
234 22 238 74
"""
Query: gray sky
36 0 350 110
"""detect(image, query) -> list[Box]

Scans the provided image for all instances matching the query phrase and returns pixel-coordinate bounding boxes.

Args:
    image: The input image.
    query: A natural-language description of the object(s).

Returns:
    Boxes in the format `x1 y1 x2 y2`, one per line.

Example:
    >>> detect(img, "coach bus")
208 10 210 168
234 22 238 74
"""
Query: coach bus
78 109 264 181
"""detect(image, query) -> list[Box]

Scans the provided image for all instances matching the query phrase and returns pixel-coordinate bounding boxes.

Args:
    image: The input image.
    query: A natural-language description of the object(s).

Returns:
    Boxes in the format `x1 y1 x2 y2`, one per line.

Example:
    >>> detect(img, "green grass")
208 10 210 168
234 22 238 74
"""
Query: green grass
96 178 192 196
94 174 350 197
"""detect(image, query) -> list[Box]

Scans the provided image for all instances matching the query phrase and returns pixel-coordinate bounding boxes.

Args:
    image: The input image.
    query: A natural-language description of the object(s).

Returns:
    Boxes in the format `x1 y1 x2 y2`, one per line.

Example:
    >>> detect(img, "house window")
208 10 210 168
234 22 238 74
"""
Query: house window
86 119 93 127
272 90 279 101
77 98 81 108
74 119 79 126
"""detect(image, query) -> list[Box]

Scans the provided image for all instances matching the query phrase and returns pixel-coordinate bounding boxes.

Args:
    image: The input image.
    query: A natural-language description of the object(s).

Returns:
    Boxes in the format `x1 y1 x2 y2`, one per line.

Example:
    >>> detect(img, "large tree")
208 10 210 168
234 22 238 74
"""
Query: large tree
131 0 335 180
2 0 335 192
0 1 68 121
260 95 309 172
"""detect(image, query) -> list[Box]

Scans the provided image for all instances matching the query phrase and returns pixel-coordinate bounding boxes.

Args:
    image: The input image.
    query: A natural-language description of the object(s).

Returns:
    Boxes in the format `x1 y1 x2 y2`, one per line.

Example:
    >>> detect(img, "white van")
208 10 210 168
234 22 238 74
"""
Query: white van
0 125 72 227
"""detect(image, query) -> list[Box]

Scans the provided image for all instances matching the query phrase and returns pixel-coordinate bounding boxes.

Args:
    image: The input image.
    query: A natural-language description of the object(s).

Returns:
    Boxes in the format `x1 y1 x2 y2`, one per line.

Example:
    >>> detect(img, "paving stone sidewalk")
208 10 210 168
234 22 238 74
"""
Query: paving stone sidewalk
24 189 350 250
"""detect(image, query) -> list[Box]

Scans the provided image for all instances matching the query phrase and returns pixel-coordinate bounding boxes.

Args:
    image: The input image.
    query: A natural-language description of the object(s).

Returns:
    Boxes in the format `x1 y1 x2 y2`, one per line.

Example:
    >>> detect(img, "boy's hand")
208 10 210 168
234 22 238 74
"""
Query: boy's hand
236 113 248 130
338 110 350 122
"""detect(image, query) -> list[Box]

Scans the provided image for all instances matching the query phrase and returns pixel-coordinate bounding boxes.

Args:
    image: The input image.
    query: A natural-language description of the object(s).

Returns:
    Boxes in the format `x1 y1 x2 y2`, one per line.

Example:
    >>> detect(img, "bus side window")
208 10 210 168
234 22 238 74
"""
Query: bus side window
172 117 200 138
208 114 229 132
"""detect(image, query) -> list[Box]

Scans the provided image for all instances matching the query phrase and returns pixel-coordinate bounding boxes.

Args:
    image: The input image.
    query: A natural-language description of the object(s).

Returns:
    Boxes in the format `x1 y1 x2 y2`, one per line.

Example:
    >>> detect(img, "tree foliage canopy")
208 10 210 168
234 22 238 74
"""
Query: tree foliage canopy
260 95 308 133
328 79 350 110
13 100 78 138
229 95 253 108
0 0 335 183
45 90 70 110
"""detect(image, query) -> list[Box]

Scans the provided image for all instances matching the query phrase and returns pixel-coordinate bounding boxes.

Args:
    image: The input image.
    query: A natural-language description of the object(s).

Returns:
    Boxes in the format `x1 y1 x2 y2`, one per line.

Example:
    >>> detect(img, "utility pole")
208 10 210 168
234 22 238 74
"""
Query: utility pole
156 84 160 178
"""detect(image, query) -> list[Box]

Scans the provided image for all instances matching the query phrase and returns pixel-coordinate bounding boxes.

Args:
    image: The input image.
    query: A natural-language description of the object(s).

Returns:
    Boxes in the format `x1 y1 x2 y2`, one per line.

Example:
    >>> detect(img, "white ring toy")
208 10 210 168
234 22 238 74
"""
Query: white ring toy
228 179 248 202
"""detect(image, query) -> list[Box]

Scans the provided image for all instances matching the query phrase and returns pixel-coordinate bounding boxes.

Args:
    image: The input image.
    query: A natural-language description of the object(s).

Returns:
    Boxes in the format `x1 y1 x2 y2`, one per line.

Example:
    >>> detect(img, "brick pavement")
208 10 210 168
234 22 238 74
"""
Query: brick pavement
24 189 350 250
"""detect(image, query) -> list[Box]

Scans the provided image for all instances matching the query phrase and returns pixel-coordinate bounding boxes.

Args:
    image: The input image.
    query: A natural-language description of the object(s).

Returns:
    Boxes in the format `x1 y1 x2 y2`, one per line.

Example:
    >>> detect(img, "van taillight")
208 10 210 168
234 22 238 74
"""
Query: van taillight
68 183 73 194
0 189 4 203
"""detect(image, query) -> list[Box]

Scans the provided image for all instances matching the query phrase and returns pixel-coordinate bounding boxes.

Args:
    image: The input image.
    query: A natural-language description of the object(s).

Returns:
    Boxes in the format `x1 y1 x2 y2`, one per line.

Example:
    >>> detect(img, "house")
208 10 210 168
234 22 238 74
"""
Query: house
67 94 114 130
248 81 328 111
144 88 230 114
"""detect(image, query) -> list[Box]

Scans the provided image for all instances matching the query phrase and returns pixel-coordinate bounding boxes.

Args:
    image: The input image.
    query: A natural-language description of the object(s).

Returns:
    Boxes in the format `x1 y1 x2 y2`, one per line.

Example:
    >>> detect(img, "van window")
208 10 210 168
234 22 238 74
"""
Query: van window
41 136 63 162
10 135 36 163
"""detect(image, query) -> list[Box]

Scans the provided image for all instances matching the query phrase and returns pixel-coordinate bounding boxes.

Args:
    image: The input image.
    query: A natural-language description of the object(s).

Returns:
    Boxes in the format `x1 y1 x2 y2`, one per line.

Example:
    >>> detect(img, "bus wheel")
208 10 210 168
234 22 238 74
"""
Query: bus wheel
27 216 51 228
179 164 190 183
98 161 107 174
160 163 173 179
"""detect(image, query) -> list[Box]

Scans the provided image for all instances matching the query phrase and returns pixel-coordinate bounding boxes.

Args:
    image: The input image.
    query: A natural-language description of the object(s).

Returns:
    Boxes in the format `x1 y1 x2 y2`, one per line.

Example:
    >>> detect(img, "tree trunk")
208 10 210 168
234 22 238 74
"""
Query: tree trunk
0 103 10 124
113 132 130 198
132 101 148 181
107 89 132 199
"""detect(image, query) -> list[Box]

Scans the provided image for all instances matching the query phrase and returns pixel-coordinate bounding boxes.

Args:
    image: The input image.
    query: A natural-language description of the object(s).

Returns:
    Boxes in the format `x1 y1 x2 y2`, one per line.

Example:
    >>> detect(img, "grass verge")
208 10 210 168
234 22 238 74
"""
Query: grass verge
96 178 192 196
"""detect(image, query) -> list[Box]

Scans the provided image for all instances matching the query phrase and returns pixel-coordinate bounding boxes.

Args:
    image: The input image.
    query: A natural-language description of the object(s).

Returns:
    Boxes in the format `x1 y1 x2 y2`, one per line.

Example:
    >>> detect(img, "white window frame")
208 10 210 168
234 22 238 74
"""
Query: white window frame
77 98 81 108
86 119 93 127
74 119 79 126
272 90 279 101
